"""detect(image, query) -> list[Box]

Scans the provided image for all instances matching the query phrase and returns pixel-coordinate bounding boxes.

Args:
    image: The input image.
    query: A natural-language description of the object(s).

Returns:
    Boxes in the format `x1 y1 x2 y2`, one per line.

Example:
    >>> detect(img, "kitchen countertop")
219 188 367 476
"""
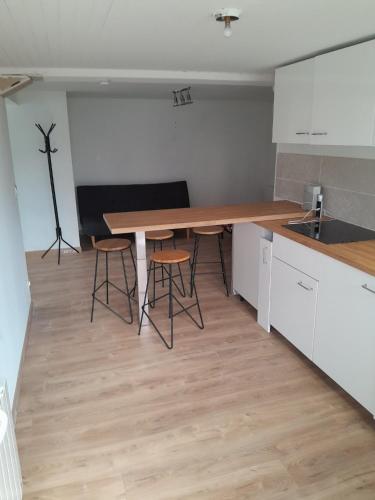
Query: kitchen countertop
104 200 305 234
256 218 375 277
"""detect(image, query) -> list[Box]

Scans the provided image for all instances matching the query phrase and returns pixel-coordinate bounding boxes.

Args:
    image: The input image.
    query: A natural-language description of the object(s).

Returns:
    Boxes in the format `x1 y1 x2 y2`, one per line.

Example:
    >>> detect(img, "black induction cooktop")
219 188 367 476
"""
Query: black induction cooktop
283 219 375 244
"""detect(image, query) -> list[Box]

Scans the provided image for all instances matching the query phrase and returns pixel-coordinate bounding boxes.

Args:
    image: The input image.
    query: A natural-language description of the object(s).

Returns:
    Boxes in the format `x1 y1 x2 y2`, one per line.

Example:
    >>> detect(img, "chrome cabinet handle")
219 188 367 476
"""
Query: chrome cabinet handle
297 281 313 291
362 284 375 295
296 132 310 135
311 132 328 135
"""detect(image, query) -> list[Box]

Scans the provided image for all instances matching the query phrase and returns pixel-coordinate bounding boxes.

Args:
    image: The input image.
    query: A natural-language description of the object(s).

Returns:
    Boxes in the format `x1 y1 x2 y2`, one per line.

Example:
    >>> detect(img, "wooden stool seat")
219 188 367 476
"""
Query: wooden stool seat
193 225 224 236
95 238 131 252
151 249 190 265
145 229 174 241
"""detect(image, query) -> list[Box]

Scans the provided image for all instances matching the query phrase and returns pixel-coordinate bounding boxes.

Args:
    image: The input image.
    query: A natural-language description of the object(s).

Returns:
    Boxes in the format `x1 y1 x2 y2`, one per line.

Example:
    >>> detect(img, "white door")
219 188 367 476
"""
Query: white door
270 257 318 359
272 58 314 143
232 223 263 308
311 40 375 145
313 256 375 415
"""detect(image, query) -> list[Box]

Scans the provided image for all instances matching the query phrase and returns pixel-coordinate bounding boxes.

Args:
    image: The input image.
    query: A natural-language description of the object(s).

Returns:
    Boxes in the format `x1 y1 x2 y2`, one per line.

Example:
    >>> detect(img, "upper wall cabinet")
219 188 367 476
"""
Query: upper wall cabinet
272 59 314 144
311 41 375 146
272 40 375 146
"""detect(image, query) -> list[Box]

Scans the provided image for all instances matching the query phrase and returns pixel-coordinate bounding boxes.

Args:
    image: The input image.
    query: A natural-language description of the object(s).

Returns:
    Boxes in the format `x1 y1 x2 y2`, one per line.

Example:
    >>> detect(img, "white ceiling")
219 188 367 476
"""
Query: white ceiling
1 0 375 91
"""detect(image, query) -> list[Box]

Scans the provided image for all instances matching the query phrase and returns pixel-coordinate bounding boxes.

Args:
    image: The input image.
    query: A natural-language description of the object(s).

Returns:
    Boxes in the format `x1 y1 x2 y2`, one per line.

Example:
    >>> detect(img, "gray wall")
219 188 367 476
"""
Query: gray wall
275 152 375 230
68 96 276 206
0 97 31 405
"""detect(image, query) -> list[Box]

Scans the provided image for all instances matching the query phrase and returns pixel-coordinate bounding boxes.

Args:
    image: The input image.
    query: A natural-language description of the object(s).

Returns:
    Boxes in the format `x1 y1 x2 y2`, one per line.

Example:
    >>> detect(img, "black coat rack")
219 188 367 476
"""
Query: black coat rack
36 123 79 264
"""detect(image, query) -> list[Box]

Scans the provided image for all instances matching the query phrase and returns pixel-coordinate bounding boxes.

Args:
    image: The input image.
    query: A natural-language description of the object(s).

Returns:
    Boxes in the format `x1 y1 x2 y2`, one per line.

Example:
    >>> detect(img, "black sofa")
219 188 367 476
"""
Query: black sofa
76 181 190 238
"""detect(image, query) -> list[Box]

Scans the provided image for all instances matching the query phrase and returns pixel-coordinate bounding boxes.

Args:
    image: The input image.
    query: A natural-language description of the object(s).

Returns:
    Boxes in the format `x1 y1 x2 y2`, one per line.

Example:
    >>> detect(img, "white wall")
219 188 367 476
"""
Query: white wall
0 97 31 406
6 90 80 251
68 96 276 206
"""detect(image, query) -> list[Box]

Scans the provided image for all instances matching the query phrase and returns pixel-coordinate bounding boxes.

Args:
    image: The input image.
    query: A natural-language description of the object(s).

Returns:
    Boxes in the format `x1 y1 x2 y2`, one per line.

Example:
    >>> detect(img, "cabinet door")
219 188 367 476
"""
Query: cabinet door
270 257 318 359
272 59 314 144
311 40 375 145
313 256 375 415
232 223 263 308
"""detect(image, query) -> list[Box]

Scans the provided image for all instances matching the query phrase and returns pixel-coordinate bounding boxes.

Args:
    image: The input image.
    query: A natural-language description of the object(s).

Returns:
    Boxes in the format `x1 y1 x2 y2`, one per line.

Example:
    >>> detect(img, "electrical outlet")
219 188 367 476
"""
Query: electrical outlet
63 248 77 254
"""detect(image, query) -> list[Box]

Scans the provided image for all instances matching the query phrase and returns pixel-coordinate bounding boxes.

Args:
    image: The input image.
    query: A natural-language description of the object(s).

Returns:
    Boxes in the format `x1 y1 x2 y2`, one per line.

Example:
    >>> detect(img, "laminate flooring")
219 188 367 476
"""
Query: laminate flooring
16 235 375 499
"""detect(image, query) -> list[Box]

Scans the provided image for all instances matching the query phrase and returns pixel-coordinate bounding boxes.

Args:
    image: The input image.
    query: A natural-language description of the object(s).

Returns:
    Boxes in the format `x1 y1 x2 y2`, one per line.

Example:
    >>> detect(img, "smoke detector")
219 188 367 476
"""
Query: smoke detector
215 8 241 38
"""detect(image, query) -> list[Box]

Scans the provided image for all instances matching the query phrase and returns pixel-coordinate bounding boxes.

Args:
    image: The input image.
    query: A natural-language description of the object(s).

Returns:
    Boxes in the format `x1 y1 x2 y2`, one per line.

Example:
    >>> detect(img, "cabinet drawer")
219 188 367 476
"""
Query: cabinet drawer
273 234 320 280
270 257 318 359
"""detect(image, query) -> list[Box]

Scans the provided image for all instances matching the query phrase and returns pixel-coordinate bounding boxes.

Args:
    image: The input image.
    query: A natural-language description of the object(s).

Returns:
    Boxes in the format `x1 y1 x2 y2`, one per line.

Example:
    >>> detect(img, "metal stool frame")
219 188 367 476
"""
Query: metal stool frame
138 259 204 350
90 245 137 324
149 235 186 308
190 232 229 296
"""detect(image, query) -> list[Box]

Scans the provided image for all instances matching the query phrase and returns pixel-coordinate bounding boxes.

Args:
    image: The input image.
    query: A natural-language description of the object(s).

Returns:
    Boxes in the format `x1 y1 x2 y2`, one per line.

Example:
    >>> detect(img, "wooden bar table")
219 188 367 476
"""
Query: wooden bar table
104 201 305 323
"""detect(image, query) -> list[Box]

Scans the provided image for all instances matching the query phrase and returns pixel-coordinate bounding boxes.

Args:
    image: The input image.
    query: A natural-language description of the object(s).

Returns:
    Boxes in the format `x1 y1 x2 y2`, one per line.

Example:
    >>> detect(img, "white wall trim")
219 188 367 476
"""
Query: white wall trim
0 67 274 87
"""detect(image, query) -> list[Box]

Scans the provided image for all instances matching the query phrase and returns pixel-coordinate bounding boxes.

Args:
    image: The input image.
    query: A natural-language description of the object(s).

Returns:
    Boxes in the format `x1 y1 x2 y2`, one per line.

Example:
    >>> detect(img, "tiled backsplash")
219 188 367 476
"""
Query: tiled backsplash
274 153 375 231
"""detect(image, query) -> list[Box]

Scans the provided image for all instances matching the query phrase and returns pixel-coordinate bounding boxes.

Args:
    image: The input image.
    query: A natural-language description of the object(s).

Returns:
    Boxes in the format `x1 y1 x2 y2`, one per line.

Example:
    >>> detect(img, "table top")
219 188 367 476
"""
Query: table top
104 201 305 234
256 218 375 277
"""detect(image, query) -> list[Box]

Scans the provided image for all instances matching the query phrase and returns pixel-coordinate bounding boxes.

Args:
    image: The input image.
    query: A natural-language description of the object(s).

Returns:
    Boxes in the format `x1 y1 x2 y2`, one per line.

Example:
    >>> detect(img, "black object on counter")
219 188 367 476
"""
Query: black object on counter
284 219 375 244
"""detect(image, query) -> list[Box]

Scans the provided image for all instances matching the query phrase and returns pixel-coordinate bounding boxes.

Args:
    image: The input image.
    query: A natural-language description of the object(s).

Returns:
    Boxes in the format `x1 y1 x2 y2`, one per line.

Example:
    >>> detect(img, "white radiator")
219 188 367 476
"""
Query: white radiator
0 382 22 500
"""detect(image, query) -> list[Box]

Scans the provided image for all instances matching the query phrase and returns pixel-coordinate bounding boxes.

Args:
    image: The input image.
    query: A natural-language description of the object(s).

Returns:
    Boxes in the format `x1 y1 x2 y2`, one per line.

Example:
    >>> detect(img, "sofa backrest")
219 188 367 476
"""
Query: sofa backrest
76 181 190 223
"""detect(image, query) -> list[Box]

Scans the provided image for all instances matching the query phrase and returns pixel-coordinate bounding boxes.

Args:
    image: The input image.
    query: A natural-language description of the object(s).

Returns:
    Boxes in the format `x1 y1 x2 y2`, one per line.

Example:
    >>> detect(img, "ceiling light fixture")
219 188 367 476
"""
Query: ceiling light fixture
172 87 193 107
215 8 241 38
99 80 110 86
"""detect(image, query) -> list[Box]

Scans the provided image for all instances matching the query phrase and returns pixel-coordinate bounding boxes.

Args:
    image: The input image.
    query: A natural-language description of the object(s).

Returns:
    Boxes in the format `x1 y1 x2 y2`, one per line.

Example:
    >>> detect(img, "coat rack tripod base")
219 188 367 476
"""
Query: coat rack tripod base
36 122 79 265
41 227 79 264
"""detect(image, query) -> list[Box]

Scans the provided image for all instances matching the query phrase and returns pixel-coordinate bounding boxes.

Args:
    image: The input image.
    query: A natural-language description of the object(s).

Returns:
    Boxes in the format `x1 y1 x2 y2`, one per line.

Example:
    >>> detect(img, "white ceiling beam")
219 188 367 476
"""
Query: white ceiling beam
0 67 274 87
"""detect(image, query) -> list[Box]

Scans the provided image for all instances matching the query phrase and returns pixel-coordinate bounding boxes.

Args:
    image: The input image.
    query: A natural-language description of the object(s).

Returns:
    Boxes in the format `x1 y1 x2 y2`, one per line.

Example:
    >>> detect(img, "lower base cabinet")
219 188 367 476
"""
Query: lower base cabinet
270 256 318 360
270 234 375 417
257 237 272 332
232 223 271 308
313 255 375 416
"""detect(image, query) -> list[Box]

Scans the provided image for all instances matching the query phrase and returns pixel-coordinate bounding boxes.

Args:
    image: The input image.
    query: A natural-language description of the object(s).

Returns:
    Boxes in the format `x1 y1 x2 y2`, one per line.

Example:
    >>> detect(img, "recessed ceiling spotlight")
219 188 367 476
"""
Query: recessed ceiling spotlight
215 8 241 38
99 80 110 86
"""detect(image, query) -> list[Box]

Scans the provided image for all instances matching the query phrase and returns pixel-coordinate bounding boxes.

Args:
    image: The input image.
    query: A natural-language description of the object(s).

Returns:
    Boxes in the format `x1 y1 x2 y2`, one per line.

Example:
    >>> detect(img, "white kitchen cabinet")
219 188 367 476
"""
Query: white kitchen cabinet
270 256 318 359
257 237 272 332
311 40 375 146
273 39 375 146
313 255 375 415
272 59 314 143
233 223 262 307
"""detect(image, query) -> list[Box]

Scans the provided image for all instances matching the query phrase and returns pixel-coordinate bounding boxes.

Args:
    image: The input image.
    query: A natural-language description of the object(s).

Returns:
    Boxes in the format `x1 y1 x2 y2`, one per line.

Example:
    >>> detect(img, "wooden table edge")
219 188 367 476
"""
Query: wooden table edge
103 211 306 234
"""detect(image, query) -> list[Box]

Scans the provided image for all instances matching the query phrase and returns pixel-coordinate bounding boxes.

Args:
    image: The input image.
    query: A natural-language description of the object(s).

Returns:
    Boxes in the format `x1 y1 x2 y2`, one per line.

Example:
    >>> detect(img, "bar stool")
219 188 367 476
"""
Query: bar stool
190 225 229 296
145 229 185 304
90 238 137 324
138 249 204 350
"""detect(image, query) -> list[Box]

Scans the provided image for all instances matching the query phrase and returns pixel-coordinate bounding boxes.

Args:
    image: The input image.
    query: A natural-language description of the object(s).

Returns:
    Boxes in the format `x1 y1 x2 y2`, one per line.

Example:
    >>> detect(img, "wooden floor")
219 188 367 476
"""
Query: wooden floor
17 235 375 500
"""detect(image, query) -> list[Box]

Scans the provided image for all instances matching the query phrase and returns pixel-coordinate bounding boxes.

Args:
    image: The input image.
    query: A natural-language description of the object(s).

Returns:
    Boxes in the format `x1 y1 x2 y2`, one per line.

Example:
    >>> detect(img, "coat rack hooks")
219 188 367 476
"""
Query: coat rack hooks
36 122 79 264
